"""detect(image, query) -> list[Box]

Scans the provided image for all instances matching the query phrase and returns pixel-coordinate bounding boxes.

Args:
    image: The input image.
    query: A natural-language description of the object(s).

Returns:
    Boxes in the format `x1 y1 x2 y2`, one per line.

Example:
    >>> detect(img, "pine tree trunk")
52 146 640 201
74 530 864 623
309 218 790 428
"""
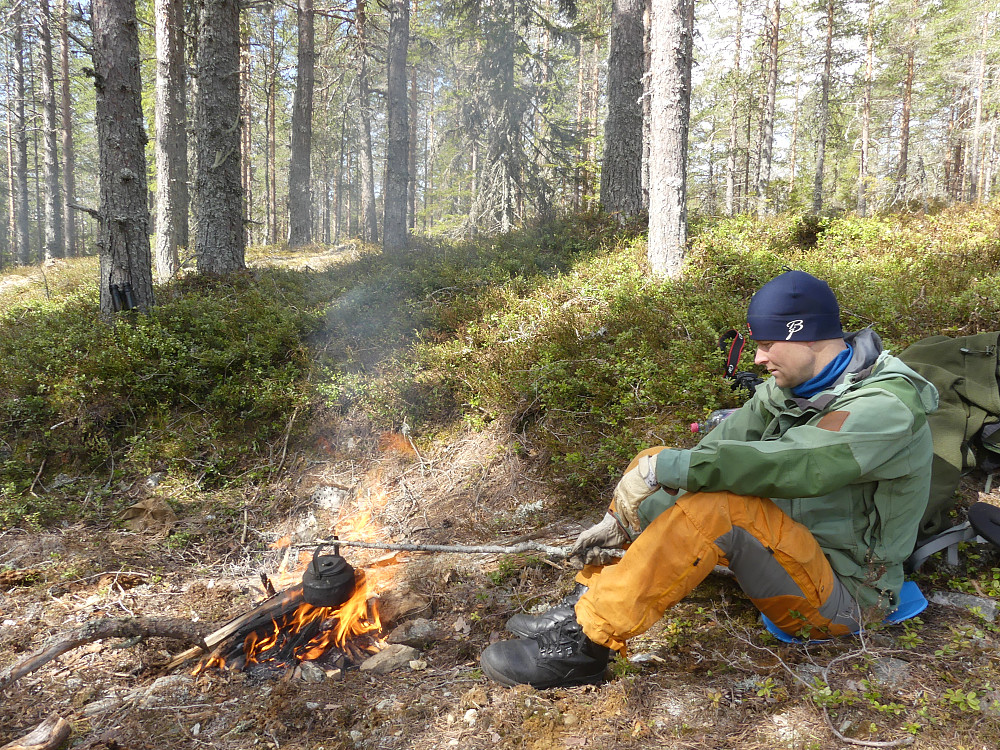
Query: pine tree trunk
357 0 378 244
812 0 833 215
407 0 419 231
194 0 245 273
724 0 743 217
59 0 77 256
969 11 989 203
240 25 253 245
267 10 277 245
287 0 315 247
4 114 14 267
91 0 155 315
893 43 915 206
756 0 779 218
154 0 189 280
647 0 693 279
13 4 31 265
39 0 65 261
858 0 873 217
383 0 409 252
599 0 645 218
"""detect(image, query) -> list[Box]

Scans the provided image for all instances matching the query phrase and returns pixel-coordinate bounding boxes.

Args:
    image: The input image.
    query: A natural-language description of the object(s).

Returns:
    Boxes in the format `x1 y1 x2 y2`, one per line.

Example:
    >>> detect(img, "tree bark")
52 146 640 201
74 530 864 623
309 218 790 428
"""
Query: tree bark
13 3 31 265
858 0 874 217
407 0 419 231
893 41 915 206
357 0 378 244
39 0 65 262
724 0 743 217
154 0 189 280
91 0 155 315
647 0 693 278
194 0 245 274
812 0 833 215
59 0 77 257
0 714 71 750
266 8 278 245
288 0 315 247
383 0 410 252
600 0 645 218
756 0 779 218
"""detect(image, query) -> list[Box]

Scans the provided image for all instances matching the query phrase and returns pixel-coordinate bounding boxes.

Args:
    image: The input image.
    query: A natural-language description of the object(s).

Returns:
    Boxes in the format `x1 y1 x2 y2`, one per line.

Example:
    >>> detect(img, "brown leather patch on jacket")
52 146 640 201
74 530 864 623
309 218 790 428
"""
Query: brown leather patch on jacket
817 410 849 432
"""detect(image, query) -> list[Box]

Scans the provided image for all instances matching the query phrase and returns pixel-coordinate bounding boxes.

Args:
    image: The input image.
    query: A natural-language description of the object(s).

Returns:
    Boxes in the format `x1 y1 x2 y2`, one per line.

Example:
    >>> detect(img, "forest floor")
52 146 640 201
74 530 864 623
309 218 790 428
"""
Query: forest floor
3 246 1000 749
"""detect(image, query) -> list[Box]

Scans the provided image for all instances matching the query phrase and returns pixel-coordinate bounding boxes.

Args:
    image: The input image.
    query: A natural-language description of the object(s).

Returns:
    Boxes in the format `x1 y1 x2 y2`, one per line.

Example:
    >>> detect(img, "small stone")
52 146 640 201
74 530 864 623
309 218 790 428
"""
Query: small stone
349 730 363 743
299 661 326 683
359 644 420 674
409 659 427 671
871 657 912 688
563 713 579 727
325 668 343 680
191 723 201 736
305 702 321 710
446 713 456 725
387 617 442 646
463 709 478 726
930 591 998 622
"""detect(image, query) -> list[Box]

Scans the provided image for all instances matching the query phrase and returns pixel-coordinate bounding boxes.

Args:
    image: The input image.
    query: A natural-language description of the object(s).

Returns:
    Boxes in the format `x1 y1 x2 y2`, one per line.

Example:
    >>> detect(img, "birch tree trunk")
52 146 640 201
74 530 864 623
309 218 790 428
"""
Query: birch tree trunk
39 0 65 261
647 0 693 279
357 0 379 244
383 0 409 252
812 0 833 215
599 0 645 218
13 3 31 264
91 0 155 315
755 0 779 218
287 0 315 247
194 0 245 274
154 0 189 280
59 0 77 256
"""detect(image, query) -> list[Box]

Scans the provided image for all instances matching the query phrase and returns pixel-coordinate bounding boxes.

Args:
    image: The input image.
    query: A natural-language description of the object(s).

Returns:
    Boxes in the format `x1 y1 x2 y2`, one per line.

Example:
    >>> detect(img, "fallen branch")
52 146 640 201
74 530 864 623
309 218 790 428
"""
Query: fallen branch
299 538 570 558
0 714 71 750
0 618 210 693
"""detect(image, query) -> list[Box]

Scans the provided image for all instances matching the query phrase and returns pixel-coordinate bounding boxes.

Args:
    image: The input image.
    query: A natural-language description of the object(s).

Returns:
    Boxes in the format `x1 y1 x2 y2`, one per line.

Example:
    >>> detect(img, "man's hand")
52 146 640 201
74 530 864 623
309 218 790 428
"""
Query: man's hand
613 453 661 531
569 513 629 564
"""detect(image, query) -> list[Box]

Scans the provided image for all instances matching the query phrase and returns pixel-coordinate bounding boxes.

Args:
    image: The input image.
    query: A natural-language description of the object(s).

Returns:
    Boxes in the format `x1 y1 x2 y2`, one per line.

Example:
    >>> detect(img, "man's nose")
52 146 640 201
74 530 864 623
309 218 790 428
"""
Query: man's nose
754 348 768 365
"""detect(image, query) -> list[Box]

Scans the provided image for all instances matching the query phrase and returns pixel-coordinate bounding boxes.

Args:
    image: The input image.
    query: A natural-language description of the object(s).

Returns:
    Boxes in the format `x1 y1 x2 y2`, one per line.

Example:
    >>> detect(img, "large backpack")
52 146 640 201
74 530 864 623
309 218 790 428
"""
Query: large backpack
897 330 1000 539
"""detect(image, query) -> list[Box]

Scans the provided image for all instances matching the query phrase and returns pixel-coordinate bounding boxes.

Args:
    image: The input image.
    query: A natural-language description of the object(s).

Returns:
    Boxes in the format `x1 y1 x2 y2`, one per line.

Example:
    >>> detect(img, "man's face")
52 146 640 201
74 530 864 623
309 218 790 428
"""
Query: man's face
753 340 819 389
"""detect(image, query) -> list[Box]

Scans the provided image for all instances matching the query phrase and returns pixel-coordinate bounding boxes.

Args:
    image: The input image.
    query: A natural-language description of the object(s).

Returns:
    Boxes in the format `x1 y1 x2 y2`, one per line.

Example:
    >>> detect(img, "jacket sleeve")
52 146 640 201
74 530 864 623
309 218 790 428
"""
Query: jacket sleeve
654 386 923 499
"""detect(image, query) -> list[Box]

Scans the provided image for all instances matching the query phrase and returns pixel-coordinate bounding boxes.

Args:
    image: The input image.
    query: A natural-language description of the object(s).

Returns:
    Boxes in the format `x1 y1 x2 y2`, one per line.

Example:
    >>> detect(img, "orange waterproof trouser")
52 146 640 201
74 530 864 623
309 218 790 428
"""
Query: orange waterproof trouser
574 491 861 652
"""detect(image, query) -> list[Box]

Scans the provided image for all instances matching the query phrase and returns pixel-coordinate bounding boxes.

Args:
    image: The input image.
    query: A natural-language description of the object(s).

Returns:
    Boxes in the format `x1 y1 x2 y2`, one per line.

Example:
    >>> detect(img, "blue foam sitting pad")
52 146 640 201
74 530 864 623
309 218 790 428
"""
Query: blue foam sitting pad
761 580 928 644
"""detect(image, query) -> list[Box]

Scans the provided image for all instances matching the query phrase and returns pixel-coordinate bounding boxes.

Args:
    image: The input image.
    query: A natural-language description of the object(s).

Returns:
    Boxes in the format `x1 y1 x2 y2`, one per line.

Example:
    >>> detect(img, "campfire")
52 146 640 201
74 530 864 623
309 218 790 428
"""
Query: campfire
192 546 384 676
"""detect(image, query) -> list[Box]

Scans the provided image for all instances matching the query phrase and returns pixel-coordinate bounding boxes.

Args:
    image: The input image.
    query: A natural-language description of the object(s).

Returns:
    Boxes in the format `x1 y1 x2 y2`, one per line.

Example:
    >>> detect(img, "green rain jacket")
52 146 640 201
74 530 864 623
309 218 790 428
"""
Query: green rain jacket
648 329 939 613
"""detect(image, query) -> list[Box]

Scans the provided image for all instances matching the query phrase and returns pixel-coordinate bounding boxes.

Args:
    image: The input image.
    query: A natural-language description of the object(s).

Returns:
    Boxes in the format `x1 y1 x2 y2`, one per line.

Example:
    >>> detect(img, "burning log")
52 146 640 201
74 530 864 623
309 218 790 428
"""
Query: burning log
174 569 382 677
0 714 71 750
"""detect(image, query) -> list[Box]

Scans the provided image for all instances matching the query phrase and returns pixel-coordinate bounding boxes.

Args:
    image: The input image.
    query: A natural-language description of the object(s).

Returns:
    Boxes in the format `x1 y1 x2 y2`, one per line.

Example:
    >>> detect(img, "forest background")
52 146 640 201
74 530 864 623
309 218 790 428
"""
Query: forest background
3 0 1000 748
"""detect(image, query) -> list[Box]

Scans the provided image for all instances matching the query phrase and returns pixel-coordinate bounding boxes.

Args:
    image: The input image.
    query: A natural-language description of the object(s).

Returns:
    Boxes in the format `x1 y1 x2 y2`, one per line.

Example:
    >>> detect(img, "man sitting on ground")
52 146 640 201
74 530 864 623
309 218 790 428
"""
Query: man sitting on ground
480 270 939 689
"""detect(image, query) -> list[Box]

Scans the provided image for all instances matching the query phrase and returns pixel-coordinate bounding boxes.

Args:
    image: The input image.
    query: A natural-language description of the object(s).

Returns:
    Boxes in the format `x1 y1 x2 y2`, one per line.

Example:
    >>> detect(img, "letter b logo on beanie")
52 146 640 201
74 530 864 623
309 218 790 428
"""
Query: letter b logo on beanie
747 271 843 342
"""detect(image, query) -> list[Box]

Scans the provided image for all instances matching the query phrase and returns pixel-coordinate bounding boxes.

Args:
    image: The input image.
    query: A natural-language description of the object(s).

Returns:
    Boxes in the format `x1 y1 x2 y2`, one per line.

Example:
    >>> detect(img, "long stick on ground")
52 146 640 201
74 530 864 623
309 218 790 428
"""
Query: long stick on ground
0 618 210 693
300 538 570 558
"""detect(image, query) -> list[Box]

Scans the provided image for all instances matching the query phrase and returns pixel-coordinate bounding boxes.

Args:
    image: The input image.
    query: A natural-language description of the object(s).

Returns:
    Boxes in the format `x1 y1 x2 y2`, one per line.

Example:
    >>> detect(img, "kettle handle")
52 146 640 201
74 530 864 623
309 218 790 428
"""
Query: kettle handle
310 536 341 573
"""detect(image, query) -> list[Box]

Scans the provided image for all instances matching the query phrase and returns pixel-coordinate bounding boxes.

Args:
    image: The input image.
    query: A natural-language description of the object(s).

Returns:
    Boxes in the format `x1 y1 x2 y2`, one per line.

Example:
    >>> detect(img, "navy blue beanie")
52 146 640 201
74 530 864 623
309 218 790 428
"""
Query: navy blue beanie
747 270 843 341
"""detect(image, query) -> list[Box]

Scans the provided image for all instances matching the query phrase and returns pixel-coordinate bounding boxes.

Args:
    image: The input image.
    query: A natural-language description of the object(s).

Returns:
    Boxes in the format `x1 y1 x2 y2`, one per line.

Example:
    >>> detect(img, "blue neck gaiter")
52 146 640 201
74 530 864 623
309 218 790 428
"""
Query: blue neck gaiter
792 345 854 399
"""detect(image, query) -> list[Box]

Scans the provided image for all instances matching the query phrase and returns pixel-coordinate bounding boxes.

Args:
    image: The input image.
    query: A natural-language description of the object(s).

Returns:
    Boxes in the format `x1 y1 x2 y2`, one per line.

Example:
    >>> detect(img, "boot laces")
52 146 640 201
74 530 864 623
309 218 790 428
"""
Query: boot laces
534 619 585 659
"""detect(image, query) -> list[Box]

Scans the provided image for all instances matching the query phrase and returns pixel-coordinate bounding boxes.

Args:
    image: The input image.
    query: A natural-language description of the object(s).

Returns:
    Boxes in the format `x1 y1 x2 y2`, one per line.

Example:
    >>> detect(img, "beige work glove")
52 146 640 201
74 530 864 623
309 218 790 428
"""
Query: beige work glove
569 513 630 566
613 449 665 532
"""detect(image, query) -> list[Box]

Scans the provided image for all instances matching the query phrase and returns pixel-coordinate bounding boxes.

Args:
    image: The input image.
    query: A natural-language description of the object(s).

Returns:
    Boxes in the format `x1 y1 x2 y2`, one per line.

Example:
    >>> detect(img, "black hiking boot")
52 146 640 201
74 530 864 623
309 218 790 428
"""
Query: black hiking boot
505 584 588 638
480 615 611 689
